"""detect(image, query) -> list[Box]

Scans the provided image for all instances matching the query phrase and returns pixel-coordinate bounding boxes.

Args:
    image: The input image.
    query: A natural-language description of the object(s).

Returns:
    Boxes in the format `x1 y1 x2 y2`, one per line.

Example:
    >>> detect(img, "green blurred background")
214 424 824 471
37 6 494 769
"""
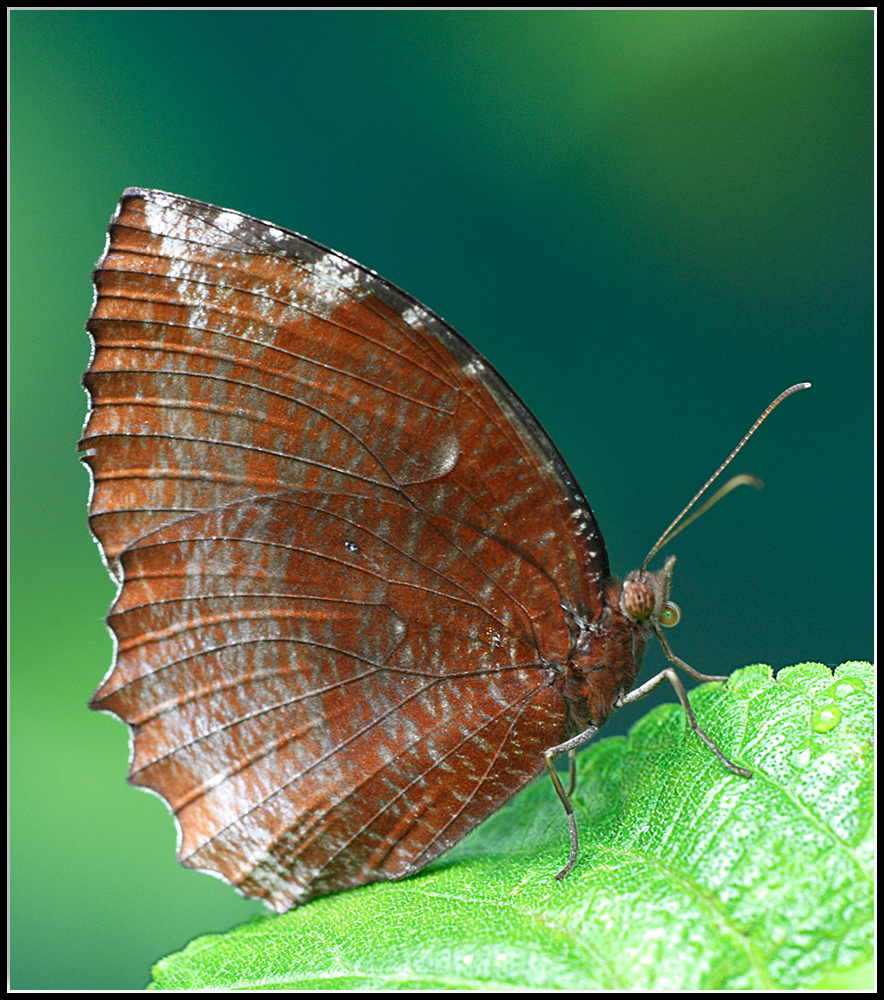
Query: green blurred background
10 10 873 990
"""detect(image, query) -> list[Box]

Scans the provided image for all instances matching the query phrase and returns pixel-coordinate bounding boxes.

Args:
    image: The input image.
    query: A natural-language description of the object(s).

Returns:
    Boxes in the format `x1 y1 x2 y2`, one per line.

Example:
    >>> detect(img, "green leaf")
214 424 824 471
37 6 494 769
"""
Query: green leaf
149 662 873 991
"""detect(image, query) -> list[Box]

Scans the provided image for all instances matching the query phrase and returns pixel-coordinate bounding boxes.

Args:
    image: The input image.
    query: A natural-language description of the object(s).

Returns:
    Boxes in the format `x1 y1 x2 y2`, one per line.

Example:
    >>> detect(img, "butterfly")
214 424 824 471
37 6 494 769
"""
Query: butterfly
81 189 804 912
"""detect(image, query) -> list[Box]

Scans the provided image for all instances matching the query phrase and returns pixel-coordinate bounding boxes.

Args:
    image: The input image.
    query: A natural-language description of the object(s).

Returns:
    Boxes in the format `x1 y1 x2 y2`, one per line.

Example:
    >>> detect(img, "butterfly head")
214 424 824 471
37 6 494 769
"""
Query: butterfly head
620 554 681 630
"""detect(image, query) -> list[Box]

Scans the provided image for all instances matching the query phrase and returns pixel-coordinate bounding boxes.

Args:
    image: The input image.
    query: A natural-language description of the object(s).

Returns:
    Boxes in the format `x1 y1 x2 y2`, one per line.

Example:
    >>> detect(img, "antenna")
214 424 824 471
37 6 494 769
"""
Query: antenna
640 382 811 572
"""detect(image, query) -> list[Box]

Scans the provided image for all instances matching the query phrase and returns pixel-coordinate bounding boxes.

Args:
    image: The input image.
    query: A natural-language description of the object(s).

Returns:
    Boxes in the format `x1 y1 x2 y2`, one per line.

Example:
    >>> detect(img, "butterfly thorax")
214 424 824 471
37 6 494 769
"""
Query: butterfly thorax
555 557 678 735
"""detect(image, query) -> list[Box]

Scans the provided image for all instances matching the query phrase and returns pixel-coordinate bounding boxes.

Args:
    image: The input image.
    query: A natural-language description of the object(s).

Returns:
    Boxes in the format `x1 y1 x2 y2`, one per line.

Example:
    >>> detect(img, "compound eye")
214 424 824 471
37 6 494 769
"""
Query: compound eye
659 601 681 628
622 579 656 620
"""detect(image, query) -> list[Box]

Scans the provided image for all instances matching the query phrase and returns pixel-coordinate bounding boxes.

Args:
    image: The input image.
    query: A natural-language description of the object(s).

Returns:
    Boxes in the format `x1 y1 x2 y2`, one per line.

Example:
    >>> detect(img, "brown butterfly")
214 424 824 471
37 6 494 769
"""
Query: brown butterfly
81 189 806 911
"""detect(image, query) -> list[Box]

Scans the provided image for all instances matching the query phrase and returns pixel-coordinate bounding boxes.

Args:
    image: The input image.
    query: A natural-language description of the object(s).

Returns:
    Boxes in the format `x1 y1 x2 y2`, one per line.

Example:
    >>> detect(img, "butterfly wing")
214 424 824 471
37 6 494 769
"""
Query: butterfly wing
81 189 610 910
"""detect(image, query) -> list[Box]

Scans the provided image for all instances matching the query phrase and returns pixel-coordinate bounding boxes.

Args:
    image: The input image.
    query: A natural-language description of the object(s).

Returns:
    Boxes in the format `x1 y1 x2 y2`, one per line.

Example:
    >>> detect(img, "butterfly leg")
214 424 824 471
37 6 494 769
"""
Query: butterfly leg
545 662 751 883
544 725 600 881
567 748 577 797
616 665 752 779
653 622 750 685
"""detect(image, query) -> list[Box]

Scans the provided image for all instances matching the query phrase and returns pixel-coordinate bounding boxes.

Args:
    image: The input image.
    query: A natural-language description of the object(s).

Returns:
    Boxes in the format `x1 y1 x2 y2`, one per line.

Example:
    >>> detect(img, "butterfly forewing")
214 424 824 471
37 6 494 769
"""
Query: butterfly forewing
81 189 610 909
